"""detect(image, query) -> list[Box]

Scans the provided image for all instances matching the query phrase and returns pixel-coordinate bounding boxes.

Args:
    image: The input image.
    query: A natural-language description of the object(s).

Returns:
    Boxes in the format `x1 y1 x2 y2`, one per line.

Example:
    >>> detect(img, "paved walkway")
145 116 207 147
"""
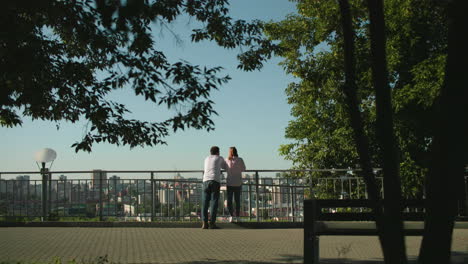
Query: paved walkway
0 227 467 263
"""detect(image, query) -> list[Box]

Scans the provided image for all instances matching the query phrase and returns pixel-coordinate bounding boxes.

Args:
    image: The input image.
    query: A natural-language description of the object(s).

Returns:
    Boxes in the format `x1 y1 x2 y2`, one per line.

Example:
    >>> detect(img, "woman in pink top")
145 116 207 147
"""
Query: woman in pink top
225 147 246 222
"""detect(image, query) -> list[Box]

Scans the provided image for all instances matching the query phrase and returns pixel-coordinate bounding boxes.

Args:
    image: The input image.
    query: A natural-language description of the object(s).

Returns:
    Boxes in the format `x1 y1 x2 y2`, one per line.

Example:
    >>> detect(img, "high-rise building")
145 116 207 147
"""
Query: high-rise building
0 179 6 194
261 178 273 185
158 189 175 204
91 170 107 189
16 175 30 181
15 175 31 198
109 175 122 191
188 187 202 204
54 175 72 201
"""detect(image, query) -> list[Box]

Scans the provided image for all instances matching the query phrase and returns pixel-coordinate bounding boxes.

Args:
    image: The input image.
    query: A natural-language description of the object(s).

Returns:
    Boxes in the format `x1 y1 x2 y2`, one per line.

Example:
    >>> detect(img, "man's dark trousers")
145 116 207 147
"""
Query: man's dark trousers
202 180 220 223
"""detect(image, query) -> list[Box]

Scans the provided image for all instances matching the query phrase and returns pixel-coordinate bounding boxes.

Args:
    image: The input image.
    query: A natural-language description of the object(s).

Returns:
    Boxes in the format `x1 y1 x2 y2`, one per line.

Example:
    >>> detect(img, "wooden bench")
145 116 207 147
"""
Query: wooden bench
303 199 427 264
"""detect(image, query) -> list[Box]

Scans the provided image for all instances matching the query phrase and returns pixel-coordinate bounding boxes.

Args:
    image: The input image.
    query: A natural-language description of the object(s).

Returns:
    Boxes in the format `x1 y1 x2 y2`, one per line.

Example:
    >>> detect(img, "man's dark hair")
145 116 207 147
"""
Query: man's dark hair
210 146 220 155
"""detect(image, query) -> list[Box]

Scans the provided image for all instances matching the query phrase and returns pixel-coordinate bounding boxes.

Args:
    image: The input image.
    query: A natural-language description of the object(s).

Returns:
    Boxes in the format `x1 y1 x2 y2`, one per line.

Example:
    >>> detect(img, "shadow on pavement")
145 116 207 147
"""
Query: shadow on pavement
177 251 467 264
318 250 468 264
177 261 293 264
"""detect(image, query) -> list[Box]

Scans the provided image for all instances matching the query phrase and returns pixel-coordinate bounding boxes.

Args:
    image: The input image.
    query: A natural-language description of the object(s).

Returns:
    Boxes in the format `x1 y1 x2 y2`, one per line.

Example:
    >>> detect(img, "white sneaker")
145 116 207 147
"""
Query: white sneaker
228 216 233 223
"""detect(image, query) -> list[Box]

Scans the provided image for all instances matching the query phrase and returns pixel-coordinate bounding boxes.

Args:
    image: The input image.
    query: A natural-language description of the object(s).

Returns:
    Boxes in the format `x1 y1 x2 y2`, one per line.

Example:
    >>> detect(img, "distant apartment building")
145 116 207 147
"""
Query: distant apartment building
91 170 107 189
70 182 89 203
15 175 30 193
16 175 30 181
188 187 202 203
137 194 153 205
158 189 176 204
272 185 292 206
5 176 31 200
0 179 6 194
123 204 135 216
185 178 202 203
50 175 72 202
134 179 148 192
109 175 122 192
260 177 273 186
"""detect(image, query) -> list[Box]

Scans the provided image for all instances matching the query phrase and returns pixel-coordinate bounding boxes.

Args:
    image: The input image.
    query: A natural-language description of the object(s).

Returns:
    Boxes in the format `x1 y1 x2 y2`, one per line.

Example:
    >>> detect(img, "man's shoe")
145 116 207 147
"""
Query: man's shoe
209 222 219 229
201 221 208 229
228 216 233 223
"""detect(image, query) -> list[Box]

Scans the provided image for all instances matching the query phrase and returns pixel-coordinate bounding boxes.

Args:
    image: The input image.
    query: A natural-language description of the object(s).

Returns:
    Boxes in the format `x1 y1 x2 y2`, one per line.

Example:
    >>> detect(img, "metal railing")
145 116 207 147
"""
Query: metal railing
0 169 466 222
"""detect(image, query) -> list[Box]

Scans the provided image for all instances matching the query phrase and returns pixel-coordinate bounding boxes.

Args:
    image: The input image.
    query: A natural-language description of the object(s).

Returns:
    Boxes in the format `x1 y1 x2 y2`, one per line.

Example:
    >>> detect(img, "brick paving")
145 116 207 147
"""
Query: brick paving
0 227 467 263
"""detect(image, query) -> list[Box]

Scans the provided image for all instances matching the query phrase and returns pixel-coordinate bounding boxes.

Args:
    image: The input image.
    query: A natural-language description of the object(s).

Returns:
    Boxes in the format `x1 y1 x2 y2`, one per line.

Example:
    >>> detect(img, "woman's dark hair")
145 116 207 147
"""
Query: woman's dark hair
230 147 238 157
210 146 220 155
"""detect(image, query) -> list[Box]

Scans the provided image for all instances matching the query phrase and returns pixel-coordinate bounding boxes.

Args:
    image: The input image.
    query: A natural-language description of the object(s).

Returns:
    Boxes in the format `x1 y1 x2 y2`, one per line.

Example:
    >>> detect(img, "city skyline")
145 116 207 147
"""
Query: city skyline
1 170 308 221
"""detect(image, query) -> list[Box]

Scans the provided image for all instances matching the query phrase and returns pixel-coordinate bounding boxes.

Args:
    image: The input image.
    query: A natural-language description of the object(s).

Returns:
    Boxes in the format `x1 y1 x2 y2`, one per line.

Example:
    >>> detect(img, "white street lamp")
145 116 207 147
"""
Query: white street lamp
34 148 57 167
34 148 57 221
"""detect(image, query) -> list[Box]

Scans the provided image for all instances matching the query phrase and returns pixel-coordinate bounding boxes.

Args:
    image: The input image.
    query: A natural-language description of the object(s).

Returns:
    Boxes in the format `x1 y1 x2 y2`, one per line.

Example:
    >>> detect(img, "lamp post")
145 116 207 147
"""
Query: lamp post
34 148 57 221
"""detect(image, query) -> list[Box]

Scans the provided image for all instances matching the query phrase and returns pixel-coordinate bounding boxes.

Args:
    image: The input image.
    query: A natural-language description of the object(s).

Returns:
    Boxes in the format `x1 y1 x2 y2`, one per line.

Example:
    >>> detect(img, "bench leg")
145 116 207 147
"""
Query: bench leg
304 199 319 264
304 232 319 264
313 236 319 264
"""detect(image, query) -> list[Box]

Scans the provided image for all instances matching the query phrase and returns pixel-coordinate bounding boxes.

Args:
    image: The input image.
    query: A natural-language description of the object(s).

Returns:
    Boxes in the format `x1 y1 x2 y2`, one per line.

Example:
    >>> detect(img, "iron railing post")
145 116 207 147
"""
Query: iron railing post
151 172 155 222
180 182 184 220
167 182 170 218
40 163 47 221
99 170 103 221
248 184 252 220
309 174 313 199
201 171 204 221
188 181 192 222
48 171 52 219
287 183 291 221
136 180 139 217
255 171 259 222
113 178 117 220
291 184 295 222
272 183 276 219
174 179 177 219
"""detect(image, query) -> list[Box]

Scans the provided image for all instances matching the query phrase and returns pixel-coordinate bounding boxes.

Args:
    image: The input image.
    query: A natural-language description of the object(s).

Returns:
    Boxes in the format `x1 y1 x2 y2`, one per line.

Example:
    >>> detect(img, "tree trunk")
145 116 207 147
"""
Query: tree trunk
337 0 388 259
366 0 407 263
418 0 468 263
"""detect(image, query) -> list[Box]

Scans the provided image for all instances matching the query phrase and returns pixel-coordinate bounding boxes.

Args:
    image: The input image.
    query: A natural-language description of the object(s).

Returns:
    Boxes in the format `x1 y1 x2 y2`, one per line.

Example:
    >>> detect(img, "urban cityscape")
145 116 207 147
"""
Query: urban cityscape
1 170 312 222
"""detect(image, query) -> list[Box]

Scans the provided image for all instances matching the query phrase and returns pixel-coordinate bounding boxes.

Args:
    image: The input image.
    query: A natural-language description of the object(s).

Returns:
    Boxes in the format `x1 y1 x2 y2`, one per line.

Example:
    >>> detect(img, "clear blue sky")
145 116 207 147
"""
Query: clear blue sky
0 0 298 175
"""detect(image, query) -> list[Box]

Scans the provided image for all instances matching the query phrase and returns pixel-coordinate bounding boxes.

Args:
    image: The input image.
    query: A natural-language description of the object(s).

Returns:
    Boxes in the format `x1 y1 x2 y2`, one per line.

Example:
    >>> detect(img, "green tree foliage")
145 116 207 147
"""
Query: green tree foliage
0 0 272 152
265 0 447 197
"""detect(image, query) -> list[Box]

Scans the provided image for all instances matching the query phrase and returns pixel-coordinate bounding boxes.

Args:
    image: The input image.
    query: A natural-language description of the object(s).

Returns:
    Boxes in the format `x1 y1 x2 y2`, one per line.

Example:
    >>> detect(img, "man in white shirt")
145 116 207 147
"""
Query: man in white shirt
202 146 228 229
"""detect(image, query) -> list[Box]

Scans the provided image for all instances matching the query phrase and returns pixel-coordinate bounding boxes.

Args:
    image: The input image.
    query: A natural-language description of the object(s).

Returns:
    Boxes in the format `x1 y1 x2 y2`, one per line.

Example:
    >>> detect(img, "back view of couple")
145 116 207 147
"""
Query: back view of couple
202 146 246 229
